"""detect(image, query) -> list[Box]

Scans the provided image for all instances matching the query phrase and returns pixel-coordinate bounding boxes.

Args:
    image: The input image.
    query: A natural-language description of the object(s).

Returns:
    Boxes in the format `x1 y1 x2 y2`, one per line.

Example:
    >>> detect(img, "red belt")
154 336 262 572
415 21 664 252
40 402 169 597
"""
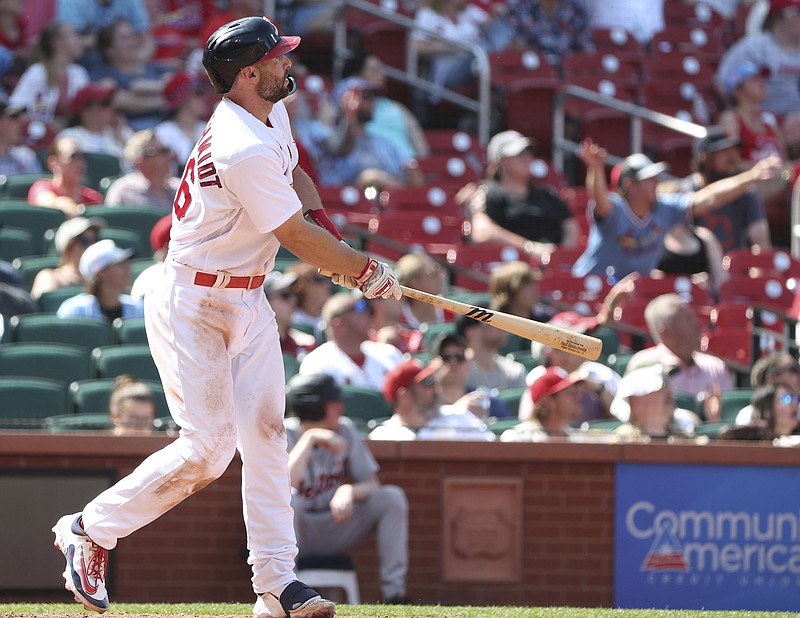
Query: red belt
193 271 266 289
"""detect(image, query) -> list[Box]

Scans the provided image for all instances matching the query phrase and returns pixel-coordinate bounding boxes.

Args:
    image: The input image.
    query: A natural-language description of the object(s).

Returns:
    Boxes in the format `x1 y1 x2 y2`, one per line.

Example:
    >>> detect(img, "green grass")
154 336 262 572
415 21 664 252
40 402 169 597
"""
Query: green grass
1 605 799 617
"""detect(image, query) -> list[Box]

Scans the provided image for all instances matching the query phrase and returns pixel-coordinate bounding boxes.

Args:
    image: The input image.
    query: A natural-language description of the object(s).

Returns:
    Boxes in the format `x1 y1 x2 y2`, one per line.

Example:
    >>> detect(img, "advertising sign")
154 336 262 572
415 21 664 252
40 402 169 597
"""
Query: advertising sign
615 463 800 611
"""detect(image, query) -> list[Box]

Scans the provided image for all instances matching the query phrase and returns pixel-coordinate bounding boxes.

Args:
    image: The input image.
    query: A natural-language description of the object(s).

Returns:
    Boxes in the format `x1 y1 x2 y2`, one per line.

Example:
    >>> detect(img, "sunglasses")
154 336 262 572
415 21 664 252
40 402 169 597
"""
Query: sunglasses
414 376 435 387
779 393 799 406
143 145 171 158
74 234 96 248
440 352 466 363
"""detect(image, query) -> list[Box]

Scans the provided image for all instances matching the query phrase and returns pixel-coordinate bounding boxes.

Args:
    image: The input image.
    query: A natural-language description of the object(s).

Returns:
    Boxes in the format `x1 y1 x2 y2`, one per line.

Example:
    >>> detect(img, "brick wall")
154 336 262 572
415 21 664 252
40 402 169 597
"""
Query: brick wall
1 434 795 606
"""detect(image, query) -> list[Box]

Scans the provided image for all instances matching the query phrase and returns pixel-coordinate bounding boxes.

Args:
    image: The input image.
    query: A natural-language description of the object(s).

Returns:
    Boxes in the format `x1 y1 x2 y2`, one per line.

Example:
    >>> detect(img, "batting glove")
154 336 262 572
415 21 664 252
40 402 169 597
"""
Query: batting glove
355 258 402 300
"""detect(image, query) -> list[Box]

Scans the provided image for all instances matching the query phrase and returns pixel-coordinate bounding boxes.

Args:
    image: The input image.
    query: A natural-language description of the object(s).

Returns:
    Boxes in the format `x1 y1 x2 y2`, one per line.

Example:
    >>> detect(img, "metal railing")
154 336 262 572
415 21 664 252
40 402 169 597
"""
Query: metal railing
332 0 492 144
552 85 707 169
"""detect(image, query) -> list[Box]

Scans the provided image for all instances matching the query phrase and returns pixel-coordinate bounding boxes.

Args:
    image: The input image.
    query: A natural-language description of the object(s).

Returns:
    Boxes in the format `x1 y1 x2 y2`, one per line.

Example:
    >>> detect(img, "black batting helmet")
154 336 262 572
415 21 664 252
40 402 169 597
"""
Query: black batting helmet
202 16 301 94
286 373 341 422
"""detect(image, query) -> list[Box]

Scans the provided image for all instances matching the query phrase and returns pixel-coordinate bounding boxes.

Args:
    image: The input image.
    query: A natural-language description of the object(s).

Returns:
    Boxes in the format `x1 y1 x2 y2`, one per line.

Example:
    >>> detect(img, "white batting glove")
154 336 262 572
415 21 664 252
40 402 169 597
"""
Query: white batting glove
354 258 402 300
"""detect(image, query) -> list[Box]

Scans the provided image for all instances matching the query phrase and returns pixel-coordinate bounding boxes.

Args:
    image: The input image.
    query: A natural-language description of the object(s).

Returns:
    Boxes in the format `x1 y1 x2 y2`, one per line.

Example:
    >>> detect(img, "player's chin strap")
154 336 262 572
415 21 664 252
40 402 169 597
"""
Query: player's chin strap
287 74 297 95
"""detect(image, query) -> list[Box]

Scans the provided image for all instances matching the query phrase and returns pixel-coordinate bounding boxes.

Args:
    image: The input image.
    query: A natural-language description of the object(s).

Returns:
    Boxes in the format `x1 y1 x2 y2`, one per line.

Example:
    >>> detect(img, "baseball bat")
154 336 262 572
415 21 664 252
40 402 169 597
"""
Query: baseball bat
400 286 602 361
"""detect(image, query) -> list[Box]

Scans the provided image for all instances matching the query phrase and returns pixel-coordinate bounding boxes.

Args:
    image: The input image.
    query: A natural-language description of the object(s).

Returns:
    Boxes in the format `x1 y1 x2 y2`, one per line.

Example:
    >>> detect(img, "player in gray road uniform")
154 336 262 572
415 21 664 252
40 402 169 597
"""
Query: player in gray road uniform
285 373 411 604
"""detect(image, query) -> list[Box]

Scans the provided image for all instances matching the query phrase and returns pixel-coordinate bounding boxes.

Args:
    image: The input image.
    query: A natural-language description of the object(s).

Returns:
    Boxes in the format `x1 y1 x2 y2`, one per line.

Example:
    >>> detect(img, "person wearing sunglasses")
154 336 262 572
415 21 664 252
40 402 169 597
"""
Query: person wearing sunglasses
58 83 131 161
735 352 800 425
104 129 180 211
28 136 104 217
299 291 404 391
750 382 800 438
262 270 316 360
30 215 104 300
369 358 496 441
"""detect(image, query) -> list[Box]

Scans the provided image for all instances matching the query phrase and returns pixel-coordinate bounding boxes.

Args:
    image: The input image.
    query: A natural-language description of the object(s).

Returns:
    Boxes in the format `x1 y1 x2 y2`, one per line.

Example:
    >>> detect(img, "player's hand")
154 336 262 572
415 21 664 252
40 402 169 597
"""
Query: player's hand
355 258 402 300
330 272 358 289
329 484 355 523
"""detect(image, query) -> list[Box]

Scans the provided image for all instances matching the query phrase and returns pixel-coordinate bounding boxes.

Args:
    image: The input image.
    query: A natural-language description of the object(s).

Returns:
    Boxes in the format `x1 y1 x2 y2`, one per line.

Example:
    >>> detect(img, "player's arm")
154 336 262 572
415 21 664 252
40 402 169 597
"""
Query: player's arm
292 165 324 211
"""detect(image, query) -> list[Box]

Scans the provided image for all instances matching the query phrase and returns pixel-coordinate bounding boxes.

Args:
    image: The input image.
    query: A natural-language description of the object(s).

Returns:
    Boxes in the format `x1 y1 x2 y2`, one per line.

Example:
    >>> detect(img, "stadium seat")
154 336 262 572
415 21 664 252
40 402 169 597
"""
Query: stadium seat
91 344 160 381
99 226 153 259
416 154 482 185
591 27 647 66
0 376 68 428
378 185 462 216
631 275 715 308
539 246 586 274
0 227 35 262
717 276 795 312
419 320 458 351
364 211 464 259
283 352 300 381
489 49 558 88
0 342 92 385
538 271 610 314
35 286 85 313
44 413 113 432
721 248 800 280
340 384 391 426
650 24 726 62
361 21 406 69
496 385 528 418
68 377 169 417
112 317 147 344
315 185 376 214
0 202 65 254
8 313 114 349
11 254 60 290
0 172 52 198
82 152 122 191
82 205 166 239
504 76 560 156
716 389 755 423
424 129 484 162
701 328 752 369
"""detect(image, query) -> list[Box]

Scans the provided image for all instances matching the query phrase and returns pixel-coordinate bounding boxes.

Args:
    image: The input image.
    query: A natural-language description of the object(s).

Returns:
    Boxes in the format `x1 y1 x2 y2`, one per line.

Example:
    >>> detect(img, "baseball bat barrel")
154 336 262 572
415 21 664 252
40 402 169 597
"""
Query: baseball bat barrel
400 286 602 361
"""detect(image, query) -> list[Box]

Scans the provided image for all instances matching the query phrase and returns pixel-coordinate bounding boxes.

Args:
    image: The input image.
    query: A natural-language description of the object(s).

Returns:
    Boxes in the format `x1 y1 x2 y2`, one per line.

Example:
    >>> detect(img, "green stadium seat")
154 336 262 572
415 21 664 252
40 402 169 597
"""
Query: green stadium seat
0 173 52 198
91 344 160 381
340 384 391 426
283 352 300 381
718 389 755 422
35 286 85 313
487 418 521 437
112 317 147 344
68 377 169 418
99 227 152 259
498 333 530 355
0 227 35 261
98 175 122 196
505 350 538 372
496 385 527 418
129 257 156 281
0 342 92 385
0 203 65 254
82 205 165 239
8 313 114 349
694 420 730 439
11 254 60 290
419 321 457 351
82 152 122 190
0 376 68 428
608 352 635 376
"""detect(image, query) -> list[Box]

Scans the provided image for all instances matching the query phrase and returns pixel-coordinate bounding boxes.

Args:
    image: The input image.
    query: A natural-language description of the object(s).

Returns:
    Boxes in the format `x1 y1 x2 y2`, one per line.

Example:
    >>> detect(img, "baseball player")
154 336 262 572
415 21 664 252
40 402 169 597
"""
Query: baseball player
51 16 402 618
285 373 410 604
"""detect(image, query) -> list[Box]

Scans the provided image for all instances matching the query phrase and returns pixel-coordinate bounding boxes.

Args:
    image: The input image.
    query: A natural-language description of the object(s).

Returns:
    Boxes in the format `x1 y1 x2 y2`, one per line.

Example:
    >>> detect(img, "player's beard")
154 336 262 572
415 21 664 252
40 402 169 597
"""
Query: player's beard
256 68 291 103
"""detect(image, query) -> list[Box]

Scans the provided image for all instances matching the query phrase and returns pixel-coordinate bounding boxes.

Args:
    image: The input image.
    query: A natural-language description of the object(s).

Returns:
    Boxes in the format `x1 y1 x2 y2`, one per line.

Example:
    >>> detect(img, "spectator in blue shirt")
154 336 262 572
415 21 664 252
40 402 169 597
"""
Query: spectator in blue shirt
57 238 144 321
56 0 150 58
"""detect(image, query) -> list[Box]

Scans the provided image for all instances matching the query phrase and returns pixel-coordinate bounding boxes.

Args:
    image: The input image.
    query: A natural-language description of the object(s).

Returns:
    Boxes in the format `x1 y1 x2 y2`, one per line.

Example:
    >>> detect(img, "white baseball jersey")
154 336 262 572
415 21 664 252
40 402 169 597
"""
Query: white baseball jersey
169 97 300 275
299 341 404 390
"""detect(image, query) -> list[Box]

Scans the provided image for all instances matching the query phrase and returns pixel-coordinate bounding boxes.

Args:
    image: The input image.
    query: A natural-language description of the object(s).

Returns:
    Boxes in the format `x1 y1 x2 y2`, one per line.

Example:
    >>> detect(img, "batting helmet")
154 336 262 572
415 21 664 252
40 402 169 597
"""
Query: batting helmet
202 16 301 94
286 373 341 422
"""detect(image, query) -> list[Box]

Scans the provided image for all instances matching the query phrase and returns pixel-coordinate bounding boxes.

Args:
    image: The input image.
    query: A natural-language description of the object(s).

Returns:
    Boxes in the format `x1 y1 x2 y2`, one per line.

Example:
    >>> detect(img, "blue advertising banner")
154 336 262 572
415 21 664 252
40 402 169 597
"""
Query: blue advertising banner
615 463 800 611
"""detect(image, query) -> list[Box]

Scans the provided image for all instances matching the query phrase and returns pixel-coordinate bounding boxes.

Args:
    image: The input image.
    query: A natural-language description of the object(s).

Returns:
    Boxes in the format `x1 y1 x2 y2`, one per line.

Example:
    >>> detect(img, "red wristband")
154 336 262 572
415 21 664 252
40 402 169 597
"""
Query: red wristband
304 208 344 242
356 258 378 284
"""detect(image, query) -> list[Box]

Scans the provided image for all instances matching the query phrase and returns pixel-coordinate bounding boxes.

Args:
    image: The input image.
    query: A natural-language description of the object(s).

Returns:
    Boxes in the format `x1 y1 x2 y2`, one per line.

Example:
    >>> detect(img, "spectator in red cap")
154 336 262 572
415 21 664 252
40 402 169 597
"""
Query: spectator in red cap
369 358 496 441
28 136 103 217
130 213 171 300
105 129 179 210
57 83 131 161
154 71 210 164
501 366 583 441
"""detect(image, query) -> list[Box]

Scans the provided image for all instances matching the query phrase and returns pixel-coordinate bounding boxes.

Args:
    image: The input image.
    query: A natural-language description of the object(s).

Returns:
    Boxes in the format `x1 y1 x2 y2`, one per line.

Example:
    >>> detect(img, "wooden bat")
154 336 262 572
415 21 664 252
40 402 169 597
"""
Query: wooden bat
400 285 603 361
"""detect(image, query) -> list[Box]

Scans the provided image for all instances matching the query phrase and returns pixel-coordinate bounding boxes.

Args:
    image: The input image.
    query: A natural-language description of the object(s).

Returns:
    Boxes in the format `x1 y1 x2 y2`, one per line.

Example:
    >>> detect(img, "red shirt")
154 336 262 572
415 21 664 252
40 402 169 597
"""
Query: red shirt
27 179 104 206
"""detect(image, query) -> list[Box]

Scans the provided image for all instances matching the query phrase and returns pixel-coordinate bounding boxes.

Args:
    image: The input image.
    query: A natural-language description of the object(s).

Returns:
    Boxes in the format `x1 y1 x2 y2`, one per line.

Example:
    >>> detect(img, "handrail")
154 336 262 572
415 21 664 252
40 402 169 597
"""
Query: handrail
552 85 707 169
333 0 492 144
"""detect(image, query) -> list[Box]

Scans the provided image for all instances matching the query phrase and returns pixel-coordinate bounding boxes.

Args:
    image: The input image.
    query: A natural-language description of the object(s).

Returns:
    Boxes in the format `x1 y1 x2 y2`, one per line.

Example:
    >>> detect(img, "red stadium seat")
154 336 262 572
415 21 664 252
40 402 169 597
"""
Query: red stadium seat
416 154 483 184
504 76 561 156
489 49 558 88
538 271 610 314
377 185 462 216
539 246 586 274
630 275 715 308
722 248 800 281
363 211 465 260
701 328 753 367
362 21 407 69
591 27 647 68
717 276 795 312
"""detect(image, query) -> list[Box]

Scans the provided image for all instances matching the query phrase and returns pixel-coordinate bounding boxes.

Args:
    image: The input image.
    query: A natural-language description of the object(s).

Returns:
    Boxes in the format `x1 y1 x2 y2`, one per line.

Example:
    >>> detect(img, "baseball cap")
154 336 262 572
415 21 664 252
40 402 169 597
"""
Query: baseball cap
149 214 172 253
54 216 105 254
487 130 534 165
722 61 771 96
528 366 582 406
382 358 439 403
70 84 115 116
610 153 668 188
616 363 670 400
263 271 298 296
548 311 599 334
769 0 800 16
692 126 743 159
164 71 204 112
322 290 365 324
333 77 380 104
79 238 134 280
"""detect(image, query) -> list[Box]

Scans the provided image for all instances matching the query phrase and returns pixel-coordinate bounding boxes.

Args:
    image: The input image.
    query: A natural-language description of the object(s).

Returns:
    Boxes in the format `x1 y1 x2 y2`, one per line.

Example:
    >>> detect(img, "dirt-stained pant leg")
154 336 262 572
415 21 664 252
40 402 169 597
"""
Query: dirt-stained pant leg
231 289 297 595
